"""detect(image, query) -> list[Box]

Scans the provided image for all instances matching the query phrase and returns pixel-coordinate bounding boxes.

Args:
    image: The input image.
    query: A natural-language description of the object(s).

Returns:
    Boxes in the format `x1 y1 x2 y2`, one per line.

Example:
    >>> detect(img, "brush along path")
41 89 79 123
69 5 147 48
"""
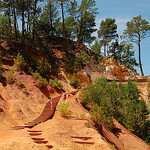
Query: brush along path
29 91 112 150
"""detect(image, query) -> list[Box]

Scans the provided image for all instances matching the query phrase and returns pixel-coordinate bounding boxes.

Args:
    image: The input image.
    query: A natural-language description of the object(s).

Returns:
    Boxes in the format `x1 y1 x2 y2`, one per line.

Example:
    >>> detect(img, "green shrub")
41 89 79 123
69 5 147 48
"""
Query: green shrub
36 59 51 77
78 50 90 65
80 78 149 139
37 76 48 87
80 113 86 119
64 52 82 73
70 73 82 89
7 70 14 84
32 71 48 87
86 122 92 128
32 71 41 79
49 78 62 89
17 80 24 88
90 104 114 129
57 102 72 118
24 88 28 95
15 53 26 72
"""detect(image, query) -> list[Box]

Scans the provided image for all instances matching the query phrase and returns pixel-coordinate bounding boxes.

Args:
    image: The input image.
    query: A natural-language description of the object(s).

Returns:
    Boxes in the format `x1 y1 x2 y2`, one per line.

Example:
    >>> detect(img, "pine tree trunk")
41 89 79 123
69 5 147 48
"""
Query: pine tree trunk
27 0 30 33
104 43 106 57
12 1 17 40
61 1 65 39
22 0 25 43
49 2 53 35
8 7 12 42
138 42 144 76
33 0 37 41
78 15 83 43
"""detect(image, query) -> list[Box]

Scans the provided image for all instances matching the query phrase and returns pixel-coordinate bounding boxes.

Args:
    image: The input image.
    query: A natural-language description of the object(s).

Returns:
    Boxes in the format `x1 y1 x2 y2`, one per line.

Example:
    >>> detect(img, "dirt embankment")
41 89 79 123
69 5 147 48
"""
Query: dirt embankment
0 87 112 150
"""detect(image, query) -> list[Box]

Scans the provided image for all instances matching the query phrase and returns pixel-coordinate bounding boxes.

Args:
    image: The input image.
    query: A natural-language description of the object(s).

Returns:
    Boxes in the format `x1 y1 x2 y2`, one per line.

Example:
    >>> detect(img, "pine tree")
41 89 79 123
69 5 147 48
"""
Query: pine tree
40 0 59 35
56 0 70 39
123 15 150 76
77 0 98 44
98 18 118 56
108 40 138 71
65 0 78 40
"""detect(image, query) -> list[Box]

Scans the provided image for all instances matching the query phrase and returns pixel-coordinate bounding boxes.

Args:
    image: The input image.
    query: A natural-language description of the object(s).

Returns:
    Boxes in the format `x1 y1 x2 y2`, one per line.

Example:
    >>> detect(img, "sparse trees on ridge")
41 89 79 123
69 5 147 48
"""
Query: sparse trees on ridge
98 18 118 56
123 15 150 76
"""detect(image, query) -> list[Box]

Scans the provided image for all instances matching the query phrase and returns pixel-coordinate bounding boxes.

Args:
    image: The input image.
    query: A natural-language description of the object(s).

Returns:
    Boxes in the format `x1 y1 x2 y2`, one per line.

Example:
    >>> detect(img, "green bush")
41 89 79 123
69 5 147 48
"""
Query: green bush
24 88 28 95
37 76 48 87
32 71 48 87
78 50 90 65
7 70 14 84
90 104 113 129
17 80 24 88
70 73 82 89
80 78 149 140
86 122 92 128
57 102 72 118
15 53 26 72
64 52 82 73
36 59 51 77
49 78 62 89
32 71 41 79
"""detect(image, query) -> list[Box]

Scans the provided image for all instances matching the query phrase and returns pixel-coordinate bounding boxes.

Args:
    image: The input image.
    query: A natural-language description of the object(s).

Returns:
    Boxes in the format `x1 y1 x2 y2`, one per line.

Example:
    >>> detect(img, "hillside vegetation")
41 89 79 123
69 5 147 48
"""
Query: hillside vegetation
79 78 150 144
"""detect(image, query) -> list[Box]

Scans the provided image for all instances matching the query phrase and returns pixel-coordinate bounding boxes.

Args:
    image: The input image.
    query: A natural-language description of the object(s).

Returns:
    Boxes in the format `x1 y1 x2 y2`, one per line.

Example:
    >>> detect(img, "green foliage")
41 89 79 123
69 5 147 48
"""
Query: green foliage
77 0 98 44
91 40 102 55
57 102 72 118
70 73 82 89
24 88 28 95
17 80 24 88
98 18 118 40
7 70 14 84
108 40 138 71
32 71 48 87
80 113 86 119
37 76 48 87
49 78 63 89
78 50 90 65
36 59 51 77
15 53 26 72
64 52 82 73
32 71 41 79
80 78 149 139
86 122 92 128
0 14 13 41
39 0 60 35
90 104 113 129
122 15 150 76
98 18 118 56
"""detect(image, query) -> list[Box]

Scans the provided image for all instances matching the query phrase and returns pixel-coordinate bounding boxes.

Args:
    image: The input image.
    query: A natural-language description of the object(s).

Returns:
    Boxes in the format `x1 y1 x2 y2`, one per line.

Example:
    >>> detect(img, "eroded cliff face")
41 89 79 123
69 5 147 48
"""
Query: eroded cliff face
82 56 147 82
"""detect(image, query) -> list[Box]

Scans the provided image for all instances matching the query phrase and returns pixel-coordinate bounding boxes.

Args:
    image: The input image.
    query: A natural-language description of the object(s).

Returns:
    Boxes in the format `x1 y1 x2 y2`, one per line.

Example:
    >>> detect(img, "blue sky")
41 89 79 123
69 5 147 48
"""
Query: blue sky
94 0 150 76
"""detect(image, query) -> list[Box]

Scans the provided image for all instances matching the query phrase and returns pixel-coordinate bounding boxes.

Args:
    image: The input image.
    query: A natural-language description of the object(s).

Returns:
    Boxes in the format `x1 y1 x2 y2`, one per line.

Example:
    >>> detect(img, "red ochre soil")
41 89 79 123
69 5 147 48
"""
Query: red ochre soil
0 44 149 149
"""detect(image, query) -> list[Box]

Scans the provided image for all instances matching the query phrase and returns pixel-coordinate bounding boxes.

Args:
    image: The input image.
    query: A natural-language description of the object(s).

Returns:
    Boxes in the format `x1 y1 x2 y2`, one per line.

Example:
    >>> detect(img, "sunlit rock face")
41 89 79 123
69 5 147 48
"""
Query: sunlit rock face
83 56 147 82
